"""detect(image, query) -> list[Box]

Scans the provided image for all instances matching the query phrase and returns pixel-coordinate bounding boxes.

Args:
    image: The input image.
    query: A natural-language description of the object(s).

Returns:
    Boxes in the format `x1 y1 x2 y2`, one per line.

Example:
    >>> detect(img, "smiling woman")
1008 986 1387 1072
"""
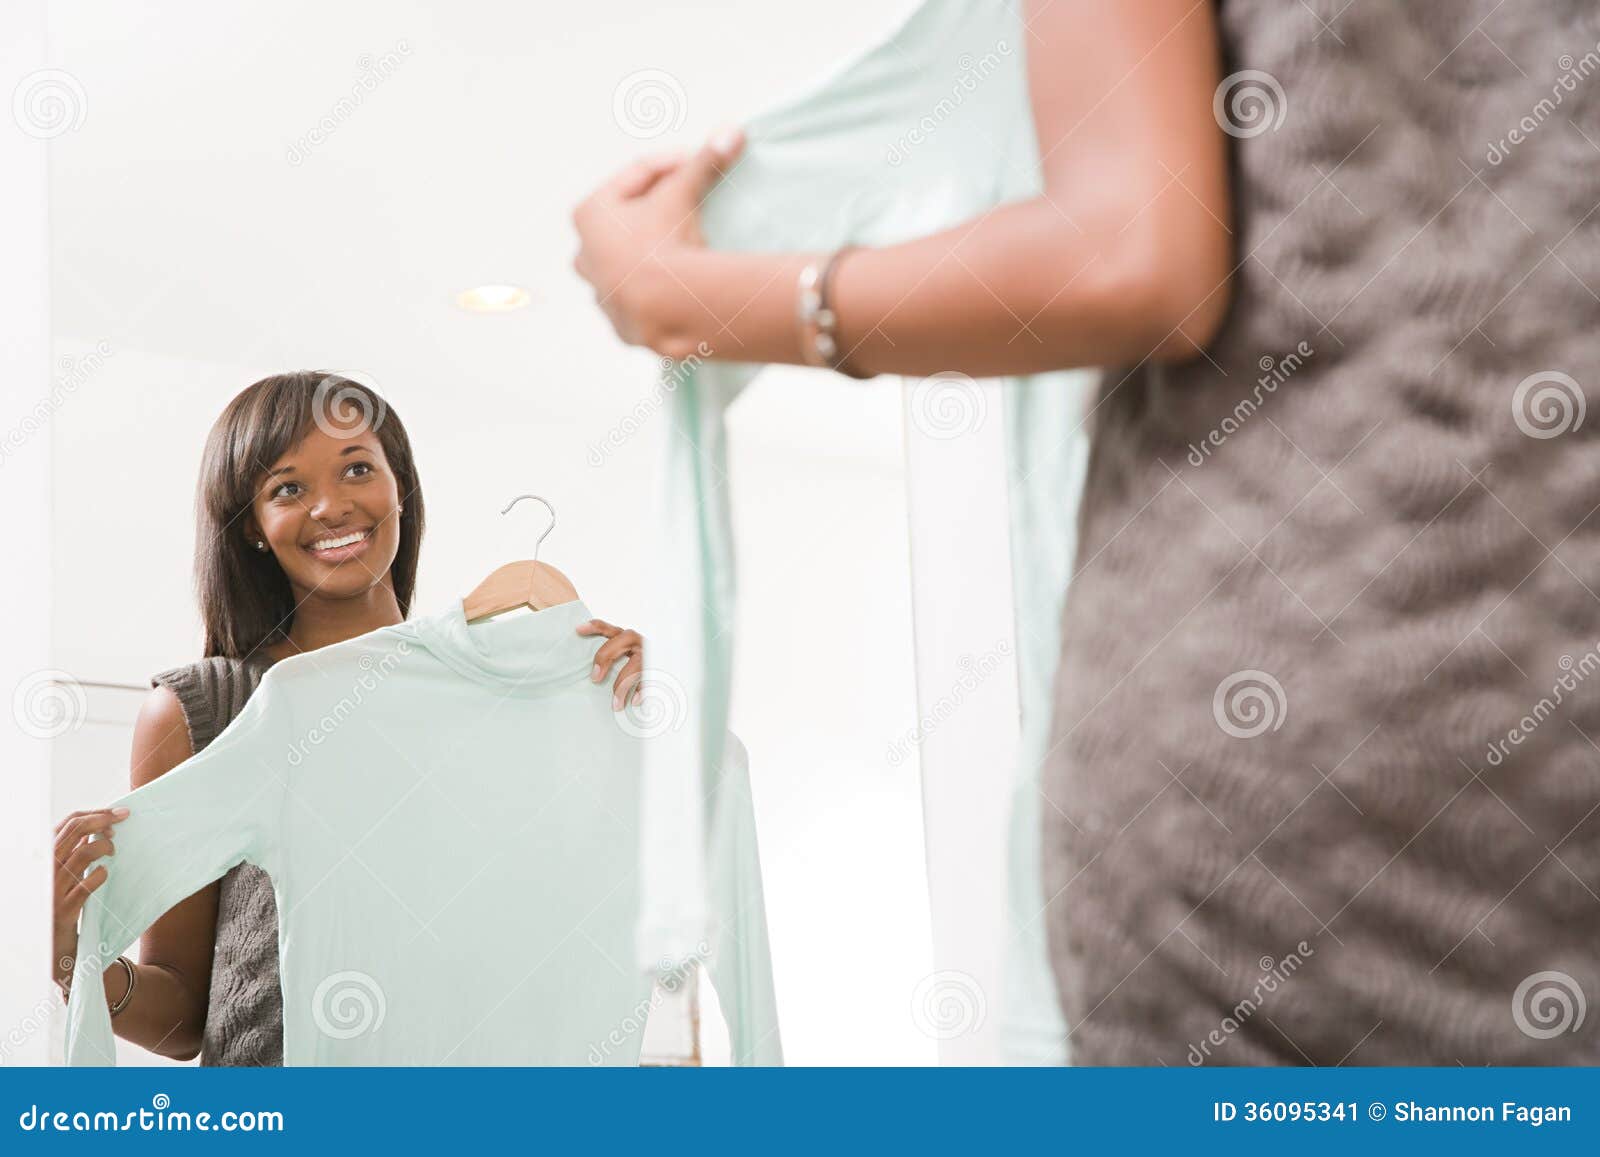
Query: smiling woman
196 372 425 664
50 371 650 1065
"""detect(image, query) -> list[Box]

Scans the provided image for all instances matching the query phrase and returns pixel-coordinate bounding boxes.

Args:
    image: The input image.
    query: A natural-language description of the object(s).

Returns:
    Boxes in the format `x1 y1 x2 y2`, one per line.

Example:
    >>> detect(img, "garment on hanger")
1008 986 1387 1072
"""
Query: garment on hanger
639 0 1094 1062
65 598 780 1066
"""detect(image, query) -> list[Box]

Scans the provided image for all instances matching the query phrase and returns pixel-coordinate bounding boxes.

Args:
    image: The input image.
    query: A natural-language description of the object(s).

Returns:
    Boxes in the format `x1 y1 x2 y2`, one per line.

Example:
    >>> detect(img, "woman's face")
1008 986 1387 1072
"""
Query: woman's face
246 425 404 604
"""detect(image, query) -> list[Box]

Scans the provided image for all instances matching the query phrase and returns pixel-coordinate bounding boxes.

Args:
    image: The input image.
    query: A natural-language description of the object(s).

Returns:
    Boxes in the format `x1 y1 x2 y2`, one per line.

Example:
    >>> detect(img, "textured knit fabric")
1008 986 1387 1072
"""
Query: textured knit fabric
150 654 282 1066
645 0 1094 1062
68 599 781 1065
1041 0 1600 1065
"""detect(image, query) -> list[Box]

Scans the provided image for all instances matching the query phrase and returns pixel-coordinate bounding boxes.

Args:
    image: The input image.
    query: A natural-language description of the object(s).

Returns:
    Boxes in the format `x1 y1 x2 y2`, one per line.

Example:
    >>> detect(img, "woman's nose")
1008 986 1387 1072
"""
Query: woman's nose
309 492 354 522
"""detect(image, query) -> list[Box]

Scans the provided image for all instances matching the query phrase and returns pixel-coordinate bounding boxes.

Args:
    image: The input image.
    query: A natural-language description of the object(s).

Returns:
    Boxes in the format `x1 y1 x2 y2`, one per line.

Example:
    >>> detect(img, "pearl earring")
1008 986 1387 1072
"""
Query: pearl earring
255 540 267 551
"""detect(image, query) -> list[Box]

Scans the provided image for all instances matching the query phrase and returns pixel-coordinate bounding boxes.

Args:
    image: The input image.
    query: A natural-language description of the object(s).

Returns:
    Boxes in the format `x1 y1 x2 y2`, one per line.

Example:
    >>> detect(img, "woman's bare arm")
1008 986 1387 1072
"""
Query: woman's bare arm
575 0 1232 377
105 687 220 1060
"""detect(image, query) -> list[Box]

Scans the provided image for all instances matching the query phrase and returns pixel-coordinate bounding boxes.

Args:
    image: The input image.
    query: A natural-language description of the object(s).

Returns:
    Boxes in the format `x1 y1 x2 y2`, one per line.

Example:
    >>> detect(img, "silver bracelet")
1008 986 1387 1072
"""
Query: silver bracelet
796 245 872 379
108 955 137 1017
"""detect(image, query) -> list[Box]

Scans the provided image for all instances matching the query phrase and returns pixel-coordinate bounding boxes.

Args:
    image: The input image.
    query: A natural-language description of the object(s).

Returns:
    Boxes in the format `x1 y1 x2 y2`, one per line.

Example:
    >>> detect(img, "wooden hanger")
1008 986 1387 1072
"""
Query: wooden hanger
462 494 580 623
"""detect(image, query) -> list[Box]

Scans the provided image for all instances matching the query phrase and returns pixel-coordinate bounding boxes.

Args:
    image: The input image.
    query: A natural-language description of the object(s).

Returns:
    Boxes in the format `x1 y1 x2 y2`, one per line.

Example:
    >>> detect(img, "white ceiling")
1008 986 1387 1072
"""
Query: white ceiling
46 0 915 430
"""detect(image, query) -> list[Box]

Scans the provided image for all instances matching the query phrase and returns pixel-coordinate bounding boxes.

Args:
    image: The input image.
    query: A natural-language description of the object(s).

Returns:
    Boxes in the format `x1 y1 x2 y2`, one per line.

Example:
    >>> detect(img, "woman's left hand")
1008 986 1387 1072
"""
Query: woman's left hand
576 618 646 710
571 127 744 353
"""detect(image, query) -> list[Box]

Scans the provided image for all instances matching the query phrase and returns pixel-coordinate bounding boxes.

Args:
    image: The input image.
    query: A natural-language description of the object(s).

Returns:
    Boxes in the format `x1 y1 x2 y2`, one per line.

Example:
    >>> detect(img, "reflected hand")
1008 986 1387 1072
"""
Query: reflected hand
576 618 646 711
52 807 127 992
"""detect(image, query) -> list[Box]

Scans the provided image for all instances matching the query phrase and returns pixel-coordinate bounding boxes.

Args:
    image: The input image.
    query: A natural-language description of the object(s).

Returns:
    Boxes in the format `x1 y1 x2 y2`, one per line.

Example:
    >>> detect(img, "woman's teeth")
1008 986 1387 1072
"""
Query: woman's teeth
308 529 370 552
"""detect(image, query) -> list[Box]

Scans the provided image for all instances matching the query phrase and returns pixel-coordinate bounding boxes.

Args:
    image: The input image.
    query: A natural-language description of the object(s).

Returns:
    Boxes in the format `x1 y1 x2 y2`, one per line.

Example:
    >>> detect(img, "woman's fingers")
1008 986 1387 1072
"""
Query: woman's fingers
61 865 110 914
604 152 686 200
52 809 126 864
614 654 644 710
582 622 625 679
576 620 645 707
54 839 114 933
599 633 644 709
590 631 641 677
660 126 745 205
53 806 125 837
62 838 115 878
580 620 619 683
582 624 643 707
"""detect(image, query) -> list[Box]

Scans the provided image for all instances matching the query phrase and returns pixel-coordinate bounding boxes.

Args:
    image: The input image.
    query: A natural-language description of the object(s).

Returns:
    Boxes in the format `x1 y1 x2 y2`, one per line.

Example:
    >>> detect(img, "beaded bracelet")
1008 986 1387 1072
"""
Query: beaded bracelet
796 245 872 379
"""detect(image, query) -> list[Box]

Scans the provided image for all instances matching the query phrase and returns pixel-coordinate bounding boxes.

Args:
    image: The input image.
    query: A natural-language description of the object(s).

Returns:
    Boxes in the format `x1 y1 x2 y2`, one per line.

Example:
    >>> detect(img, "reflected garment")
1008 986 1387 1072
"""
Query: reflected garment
639 0 1093 1062
150 654 283 1066
66 599 780 1066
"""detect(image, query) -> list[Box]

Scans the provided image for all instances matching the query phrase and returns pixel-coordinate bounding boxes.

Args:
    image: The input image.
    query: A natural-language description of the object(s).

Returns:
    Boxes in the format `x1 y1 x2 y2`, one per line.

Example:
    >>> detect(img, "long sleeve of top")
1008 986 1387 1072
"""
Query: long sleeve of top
66 675 289 1065
64 598 780 1066
703 734 781 1066
643 0 1091 1062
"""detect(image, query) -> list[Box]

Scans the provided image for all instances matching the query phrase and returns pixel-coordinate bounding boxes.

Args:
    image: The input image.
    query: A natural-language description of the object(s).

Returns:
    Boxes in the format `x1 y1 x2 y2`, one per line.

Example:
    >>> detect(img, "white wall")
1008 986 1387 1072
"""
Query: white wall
0 0 57 1070
30 0 945 1065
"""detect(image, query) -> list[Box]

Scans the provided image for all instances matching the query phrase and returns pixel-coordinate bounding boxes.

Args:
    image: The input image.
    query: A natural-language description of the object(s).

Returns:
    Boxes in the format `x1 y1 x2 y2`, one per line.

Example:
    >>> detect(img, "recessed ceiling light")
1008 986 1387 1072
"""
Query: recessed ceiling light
456 284 531 312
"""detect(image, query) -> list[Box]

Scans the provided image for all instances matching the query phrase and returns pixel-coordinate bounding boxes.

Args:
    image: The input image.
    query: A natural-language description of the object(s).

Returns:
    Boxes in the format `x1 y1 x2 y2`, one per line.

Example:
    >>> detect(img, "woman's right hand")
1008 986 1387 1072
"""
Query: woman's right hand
52 807 127 991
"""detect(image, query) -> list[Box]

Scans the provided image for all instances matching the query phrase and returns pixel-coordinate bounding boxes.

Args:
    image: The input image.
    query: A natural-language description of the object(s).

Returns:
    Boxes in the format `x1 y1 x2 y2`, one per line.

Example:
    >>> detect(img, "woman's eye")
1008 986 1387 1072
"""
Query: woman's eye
272 481 302 499
345 461 374 479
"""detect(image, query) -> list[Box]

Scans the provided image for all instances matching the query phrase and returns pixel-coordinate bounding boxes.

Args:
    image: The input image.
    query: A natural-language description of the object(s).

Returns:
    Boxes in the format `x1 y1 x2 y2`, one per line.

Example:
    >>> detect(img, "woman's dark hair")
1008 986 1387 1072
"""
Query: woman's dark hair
194 371 425 659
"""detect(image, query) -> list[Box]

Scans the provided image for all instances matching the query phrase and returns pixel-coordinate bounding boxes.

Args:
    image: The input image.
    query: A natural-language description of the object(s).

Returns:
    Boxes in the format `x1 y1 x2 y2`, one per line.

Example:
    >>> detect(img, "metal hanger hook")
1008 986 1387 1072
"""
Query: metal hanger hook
500 494 556 562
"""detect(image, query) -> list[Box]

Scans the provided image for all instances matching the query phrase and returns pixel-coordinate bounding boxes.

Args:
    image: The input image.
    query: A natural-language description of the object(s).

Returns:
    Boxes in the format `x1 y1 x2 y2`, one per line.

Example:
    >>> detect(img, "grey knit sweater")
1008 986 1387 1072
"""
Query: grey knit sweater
1042 0 1600 1064
151 654 282 1066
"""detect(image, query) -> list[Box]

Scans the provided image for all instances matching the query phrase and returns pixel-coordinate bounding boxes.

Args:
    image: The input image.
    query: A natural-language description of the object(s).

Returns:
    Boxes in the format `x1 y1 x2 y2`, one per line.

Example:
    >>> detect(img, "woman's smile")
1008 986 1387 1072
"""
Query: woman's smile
303 525 374 563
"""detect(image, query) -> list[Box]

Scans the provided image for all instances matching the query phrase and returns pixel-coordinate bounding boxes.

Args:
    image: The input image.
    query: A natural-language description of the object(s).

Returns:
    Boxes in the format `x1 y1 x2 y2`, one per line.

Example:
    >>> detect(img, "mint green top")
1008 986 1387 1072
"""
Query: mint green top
66 598 780 1066
644 0 1092 1061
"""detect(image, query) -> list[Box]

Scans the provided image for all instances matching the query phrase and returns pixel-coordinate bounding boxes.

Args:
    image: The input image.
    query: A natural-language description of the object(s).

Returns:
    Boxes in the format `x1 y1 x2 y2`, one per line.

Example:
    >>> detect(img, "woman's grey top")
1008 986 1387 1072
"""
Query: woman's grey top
150 653 282 1067
1042 0 1600 1064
